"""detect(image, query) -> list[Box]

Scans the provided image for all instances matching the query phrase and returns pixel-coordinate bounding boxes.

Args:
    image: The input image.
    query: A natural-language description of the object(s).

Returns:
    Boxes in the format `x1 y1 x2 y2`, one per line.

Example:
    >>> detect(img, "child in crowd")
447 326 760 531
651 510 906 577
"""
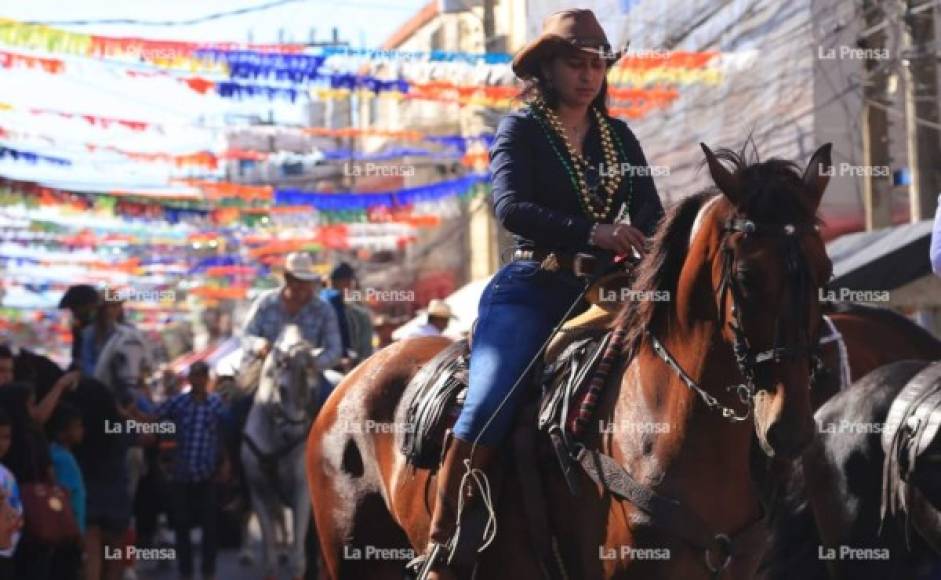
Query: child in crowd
0 409 23 580
48 402 86 534
47 402 86 580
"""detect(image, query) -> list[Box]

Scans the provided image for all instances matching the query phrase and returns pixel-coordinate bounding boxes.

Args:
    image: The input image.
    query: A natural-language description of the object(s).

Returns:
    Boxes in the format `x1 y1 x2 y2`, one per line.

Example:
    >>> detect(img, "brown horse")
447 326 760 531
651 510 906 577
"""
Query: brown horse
810 302 941 408
306 143 835 579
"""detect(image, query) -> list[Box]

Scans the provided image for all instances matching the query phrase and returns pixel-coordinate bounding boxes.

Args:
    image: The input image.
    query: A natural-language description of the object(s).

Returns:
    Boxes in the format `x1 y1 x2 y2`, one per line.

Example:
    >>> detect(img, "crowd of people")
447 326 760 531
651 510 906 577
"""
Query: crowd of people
0 252 439 580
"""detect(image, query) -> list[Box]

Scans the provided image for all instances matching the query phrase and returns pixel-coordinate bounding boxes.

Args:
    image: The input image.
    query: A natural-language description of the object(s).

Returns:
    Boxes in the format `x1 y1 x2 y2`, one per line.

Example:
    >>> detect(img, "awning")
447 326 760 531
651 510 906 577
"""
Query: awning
826 219 933 292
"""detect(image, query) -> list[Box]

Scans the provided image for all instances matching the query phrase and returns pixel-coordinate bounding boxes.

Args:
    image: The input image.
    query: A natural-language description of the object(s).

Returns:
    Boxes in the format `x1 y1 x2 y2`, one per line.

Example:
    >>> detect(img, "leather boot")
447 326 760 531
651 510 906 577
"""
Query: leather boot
422 435 497 580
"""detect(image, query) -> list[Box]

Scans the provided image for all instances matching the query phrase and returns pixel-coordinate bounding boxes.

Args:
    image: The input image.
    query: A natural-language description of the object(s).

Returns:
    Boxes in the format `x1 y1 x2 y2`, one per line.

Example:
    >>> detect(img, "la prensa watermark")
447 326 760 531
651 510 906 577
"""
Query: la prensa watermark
597 288 671 304
343 162 416 178
817 45 890 61
818 545 890 561
598 163 671 178
104 546 177 561
344 288 415 304
337 419 415 435
599 545 672 560
599 420 671 435
343 545 416 561
104 419 175 436
104 288 176 303
819 288 890 303
819 420 885 435
818 163 890 178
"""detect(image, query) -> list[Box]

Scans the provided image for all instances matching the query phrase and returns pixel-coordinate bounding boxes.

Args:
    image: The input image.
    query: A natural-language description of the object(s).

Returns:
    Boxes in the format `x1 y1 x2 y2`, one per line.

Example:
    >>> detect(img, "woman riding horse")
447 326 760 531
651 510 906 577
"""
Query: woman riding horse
419 9 664 578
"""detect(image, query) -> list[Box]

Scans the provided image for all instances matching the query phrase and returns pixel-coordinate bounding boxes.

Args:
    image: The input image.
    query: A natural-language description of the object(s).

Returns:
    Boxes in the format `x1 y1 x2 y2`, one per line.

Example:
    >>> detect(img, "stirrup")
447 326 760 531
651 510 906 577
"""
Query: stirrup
406 541 451 580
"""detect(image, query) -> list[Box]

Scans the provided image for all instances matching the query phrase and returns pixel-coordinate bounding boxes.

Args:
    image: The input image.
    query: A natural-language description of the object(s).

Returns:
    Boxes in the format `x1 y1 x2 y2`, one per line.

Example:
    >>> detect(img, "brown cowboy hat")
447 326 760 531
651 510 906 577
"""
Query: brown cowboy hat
512 9 625 80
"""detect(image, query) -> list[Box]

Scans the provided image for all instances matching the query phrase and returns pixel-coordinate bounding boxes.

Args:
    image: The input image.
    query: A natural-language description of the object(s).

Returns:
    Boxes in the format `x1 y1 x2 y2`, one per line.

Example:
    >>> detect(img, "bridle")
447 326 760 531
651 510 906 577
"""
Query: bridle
268 344 317 428
649 217 824 422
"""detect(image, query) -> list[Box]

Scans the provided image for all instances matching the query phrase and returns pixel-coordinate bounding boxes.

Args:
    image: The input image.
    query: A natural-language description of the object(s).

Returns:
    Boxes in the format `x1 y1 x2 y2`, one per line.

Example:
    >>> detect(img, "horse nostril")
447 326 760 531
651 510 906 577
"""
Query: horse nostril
765 419 812 458
765 422 786 455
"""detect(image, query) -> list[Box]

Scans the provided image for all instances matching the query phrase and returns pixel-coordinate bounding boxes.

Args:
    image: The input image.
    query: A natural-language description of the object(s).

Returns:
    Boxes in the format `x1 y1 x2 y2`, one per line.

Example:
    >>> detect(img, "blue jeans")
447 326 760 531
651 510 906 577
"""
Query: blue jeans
452 260 585 445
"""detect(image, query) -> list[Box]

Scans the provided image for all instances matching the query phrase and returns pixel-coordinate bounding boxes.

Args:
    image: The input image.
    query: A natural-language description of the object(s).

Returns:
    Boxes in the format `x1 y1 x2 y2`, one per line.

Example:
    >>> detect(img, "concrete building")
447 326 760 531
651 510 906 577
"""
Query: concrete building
366 0 529 307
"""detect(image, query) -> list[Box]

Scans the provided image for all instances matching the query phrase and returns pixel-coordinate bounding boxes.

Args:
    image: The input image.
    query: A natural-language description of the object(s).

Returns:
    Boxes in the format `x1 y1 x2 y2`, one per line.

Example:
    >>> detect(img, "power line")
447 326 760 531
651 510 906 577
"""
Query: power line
16 0 410 27
18 0 305 27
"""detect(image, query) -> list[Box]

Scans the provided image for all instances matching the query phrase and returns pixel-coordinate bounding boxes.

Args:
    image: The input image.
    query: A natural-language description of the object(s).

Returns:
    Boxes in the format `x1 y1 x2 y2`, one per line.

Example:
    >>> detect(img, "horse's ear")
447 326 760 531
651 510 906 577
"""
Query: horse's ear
701 143 743 205
801 143 832 210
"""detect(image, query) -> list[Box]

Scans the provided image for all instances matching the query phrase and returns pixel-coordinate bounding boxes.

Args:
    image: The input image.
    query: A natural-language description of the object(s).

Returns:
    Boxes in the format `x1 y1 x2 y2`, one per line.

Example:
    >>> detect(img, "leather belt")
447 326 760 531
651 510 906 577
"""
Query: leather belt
513 249 602 277
513 249 576 272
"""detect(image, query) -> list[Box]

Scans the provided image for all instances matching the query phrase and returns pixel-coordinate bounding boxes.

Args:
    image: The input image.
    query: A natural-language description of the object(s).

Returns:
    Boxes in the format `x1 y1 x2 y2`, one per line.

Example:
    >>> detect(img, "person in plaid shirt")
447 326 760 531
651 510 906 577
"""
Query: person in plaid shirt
155 361 227 580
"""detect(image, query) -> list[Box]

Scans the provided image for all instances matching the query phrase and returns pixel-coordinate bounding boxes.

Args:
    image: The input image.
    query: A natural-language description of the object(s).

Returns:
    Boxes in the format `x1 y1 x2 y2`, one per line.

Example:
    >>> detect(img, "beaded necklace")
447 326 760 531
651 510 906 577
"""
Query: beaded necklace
528 97 633 221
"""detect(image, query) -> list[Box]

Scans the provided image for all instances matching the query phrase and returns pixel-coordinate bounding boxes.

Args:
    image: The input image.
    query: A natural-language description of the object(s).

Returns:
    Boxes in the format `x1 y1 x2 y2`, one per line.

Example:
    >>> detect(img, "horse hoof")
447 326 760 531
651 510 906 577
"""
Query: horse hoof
237 551 254 566
278 552 290 564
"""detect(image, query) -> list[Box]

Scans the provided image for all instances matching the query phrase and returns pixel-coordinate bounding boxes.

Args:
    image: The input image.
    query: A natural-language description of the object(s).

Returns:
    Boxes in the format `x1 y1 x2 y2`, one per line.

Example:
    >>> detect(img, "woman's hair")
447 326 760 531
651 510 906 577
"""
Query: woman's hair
0 382 51 483
47 401 82 440
0 408 10 428
518 42 610 116
64 376 126 481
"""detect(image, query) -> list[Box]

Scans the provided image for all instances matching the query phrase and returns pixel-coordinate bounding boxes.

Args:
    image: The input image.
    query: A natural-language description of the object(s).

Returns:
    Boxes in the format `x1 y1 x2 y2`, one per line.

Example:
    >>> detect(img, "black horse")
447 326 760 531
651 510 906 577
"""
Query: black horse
760 360 941 579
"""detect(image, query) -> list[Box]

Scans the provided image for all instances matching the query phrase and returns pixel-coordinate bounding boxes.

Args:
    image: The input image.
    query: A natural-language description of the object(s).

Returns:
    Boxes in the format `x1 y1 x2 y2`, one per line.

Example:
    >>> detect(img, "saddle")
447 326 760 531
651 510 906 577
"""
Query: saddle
398 241 628 469
400 340 471 469
399 317 612 470
881 360 941 550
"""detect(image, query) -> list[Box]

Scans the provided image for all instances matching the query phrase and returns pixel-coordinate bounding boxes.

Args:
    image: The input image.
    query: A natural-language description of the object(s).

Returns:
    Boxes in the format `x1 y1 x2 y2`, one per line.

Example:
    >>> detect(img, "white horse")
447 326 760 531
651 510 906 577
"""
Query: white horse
241 324 322 580
91 322 152 498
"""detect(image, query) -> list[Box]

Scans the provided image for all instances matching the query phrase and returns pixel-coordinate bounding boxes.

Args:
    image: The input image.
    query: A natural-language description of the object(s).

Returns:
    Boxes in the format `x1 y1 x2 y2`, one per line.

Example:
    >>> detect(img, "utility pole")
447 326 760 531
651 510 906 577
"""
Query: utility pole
862 0 891 230
898 0 941 222
899 0 923 222
482 0 496 53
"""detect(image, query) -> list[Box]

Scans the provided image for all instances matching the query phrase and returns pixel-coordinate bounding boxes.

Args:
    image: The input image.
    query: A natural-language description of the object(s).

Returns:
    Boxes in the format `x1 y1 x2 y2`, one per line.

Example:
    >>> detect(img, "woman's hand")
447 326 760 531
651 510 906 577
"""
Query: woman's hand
591 223 648 256
54 370 81 392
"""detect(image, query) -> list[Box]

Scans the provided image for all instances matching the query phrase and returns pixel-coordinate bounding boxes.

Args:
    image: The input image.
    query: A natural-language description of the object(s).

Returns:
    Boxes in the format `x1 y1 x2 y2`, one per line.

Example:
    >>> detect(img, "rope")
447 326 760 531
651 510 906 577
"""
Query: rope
819 315 852 388
453 458 499 554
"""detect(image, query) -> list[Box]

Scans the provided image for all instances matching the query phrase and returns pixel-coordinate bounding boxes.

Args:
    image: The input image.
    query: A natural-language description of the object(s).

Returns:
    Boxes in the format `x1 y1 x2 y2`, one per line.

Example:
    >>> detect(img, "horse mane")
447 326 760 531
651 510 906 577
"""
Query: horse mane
713 145 821 227
613 189 716 356
613 145 824 356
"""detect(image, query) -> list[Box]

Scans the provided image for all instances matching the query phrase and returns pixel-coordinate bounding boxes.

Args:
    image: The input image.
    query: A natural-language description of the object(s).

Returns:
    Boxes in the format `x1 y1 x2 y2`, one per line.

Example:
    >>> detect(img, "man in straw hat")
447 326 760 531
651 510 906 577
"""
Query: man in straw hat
241 252 342 383
404 299 454 338
411 8 663 579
